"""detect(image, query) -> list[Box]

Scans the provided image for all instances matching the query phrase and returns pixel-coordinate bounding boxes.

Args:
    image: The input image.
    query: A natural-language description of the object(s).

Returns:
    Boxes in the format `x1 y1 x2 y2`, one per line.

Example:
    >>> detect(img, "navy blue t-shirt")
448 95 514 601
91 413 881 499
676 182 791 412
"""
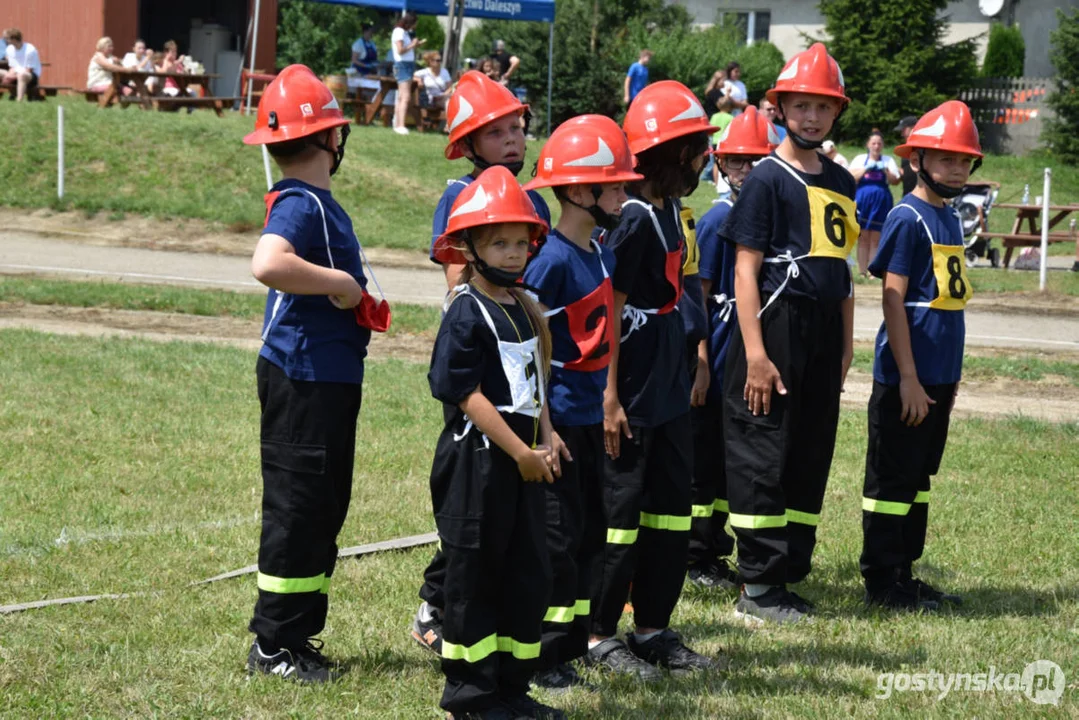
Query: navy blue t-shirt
697 198 738 403
870 195 967 386
524 231 615 427
429 175 551 262
259 179 370 384
605 196 689 427
720 154 855 303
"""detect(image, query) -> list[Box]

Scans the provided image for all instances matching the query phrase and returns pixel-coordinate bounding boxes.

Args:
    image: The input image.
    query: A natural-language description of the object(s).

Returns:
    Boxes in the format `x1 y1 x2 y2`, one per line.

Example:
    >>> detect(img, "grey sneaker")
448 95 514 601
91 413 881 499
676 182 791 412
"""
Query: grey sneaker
532 662 595 693
734 586 808 625
411 603 444 655
687 562 739 591
584 637 662 682
246 638 338 684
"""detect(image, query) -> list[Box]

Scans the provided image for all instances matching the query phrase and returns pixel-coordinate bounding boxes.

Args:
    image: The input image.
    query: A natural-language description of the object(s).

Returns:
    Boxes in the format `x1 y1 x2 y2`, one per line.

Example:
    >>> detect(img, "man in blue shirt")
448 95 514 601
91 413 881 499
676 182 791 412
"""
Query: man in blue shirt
623 49 652 106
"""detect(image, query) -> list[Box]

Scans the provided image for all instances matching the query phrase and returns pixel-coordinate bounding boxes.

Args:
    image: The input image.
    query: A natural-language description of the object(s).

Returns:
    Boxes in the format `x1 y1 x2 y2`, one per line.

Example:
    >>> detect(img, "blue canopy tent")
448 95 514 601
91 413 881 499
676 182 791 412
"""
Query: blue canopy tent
248 0 557 132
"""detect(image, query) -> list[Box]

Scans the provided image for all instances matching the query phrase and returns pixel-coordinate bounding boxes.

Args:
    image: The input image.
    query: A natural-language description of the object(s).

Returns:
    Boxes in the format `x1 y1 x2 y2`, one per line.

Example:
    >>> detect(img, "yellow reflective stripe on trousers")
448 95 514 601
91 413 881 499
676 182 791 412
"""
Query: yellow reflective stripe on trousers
320 576 331 594
639 512 691 531
497 636 541 660
862 497 911 516
914 491 930 503
728 513 787 529
786 509 820 526
442 633 498 663
256 572 326 594
691 504 714 518
606 527 638 544
544 605 575 624
574 598 590 616
713 498 729 513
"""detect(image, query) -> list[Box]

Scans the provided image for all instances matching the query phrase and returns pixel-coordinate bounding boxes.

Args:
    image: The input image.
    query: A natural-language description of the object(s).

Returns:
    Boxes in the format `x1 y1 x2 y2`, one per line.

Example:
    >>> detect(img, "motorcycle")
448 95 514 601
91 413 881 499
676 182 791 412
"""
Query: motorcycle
951 180 1001 268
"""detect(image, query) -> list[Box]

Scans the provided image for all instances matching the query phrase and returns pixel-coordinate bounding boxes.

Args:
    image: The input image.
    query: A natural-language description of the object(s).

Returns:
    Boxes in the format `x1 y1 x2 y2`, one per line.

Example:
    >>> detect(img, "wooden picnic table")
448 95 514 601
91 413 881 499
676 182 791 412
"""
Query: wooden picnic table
986 202 1079 268
101 70 233 116
354 74 422 128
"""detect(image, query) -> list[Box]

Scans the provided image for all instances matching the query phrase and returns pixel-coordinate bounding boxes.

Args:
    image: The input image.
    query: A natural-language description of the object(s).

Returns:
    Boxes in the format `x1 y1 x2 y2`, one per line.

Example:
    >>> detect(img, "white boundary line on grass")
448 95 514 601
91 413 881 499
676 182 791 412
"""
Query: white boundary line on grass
855 326 1079 349
0 263 264 288
0 532 438 615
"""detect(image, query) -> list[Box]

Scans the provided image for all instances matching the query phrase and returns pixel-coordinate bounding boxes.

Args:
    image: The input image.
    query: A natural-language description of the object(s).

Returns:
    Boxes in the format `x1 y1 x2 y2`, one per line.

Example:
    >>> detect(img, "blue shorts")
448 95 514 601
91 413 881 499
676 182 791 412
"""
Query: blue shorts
393 61 415 84
855 185 894 233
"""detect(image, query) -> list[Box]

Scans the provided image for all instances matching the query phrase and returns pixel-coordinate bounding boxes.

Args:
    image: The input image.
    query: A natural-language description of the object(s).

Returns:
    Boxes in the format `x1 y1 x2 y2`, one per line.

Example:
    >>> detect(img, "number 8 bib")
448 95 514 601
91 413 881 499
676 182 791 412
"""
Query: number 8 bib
893 203 973 312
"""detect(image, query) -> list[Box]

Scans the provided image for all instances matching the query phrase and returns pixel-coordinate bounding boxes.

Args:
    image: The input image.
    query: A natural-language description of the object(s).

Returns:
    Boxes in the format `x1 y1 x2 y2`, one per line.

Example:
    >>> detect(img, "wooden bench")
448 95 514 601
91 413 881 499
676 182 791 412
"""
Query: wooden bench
977 231 1074 268
84 89 104 103
0 83 69 100
151 95 244 116
419 104 446 132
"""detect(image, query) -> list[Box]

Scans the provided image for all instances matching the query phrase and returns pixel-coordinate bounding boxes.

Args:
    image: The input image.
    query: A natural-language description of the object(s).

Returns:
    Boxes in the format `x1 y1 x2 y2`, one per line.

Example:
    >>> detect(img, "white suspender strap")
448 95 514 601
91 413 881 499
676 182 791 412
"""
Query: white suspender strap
760 155 808 187
711 293 736 323
542 239 610 320
622 198 669 251
891 203 938 309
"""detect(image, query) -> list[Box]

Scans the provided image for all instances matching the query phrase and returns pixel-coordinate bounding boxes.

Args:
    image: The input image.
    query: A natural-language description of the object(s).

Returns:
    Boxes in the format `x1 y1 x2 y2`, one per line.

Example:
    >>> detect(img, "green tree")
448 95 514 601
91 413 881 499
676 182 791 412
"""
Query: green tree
276 0 377 76
1043 9 1079 164
817 0 979 141
981 22 1025 77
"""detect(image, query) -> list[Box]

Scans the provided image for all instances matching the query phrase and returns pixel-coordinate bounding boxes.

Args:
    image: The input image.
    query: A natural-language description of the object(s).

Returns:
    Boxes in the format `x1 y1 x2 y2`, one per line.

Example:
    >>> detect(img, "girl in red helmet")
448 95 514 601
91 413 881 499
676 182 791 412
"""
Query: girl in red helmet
860 100 980 612
520 114 642 690
587 80 718 679
718 43 859 625
414 69 552 658
242 65 391 683
427 166 566 719
688 107 780 593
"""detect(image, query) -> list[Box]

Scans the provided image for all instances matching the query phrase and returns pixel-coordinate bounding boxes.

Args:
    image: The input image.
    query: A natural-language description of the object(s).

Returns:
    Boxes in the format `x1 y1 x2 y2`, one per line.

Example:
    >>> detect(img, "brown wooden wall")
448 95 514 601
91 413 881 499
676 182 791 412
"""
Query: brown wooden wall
3 0 107 90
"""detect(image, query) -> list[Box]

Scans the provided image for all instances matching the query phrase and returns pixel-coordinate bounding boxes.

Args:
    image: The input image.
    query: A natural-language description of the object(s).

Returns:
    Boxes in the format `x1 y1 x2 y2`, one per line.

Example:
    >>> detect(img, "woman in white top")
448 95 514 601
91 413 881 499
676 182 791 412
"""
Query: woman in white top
721 61 748 116
87 36 126 93
121 39 156 93
850 129 902 275
414 51 452 110
391 12 425 135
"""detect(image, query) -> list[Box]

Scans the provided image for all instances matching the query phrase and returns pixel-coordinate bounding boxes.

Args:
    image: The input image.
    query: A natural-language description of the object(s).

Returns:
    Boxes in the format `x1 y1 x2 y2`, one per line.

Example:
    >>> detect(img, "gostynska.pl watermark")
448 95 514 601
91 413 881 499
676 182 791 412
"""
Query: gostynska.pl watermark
876 660 1065 705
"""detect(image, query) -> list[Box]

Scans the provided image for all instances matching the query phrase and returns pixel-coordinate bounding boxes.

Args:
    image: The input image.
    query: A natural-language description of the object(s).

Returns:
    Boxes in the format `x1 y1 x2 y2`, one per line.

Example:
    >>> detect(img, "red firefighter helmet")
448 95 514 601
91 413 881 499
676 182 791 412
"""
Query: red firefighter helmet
444 71 528 160
243 65 350 145
714 106 781 157
765 43 850 107
894 100 983 159
525 114 643 190
623 80 715 155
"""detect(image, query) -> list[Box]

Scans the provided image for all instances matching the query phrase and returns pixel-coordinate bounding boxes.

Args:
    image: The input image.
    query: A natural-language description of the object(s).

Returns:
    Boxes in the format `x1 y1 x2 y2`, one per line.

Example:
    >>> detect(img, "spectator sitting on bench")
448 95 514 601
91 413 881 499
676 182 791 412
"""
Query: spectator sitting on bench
157 41 195 97
122 39 156 93
3 28 42 102
351 23 379 75
88 36 127 95
414 51 452 111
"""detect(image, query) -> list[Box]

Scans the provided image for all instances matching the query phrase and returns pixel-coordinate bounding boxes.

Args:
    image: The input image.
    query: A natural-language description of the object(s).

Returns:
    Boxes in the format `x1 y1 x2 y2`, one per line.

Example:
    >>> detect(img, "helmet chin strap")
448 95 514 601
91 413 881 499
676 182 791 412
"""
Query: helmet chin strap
464 235 538 291
717 163 742 198
564 185 620 231
915 149 980 200
777 97 845 151
310 124 350 176
464 110 532 177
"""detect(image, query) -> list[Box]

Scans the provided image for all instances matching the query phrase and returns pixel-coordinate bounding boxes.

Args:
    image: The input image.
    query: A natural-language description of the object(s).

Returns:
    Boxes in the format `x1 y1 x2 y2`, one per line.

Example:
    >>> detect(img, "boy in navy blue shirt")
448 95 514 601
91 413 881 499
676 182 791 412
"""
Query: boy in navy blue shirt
861 101 981 611
242 65 389 683
689 107 778 591
522 114 642 690
414 69 552 655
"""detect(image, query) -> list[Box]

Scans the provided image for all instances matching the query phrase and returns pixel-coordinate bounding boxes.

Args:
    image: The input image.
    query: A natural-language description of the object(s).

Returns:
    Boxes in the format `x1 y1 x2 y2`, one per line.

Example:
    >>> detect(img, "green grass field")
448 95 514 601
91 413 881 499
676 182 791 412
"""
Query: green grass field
4 98 1077 259
1 327 1076 717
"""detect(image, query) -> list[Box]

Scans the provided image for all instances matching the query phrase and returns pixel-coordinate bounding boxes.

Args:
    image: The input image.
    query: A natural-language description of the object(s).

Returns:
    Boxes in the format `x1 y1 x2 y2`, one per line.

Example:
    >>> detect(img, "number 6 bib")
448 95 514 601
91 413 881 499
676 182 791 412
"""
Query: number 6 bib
807 187 858 260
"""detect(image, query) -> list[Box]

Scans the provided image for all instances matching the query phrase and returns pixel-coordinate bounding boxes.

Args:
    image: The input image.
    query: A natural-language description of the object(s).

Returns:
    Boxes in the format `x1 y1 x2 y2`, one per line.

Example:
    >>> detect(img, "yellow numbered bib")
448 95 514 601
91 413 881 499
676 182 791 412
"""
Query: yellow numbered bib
680 206 700 276
806 186 859 260
929 244 973 310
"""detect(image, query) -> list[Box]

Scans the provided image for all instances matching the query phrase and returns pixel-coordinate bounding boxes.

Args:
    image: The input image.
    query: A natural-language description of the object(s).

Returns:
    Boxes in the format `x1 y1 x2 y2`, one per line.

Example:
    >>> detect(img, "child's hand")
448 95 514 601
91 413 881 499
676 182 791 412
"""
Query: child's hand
691 356 710 407
516 445 554 483
899 376 935 427
744 352 786 416
328 275 366 309
603 394 632 460
546 431 572 478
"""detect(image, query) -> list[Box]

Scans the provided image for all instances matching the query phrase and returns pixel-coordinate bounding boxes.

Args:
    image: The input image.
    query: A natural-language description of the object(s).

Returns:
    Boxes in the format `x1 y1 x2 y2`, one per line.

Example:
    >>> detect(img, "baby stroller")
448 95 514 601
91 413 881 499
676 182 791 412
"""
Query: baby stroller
952 180 1001 268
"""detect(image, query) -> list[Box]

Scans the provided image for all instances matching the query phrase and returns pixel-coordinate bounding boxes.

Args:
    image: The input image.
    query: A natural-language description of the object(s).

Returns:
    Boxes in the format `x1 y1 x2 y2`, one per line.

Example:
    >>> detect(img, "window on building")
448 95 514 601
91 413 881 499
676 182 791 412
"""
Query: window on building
718 10 772 45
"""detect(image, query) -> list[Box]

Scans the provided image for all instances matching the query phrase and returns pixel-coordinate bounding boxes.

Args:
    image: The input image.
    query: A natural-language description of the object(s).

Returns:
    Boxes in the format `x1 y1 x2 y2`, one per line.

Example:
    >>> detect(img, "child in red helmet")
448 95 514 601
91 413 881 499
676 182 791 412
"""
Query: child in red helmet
719 43 859 625
242 64 391 683
587 80 718 679
860 101 981 611
428 166 566 720
688 107 780 592
521 114 642 690
414 71 553 656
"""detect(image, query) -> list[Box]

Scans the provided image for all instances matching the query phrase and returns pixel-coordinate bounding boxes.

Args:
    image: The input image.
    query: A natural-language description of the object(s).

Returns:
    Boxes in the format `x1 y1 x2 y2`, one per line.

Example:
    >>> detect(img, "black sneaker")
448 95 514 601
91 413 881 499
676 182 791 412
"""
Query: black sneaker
532 662 595 693
734 586 808 625
1071 260 1079 273
907 578 963 606
865 582 940 612
584 637 662 682
412 603 443 655
246 638 337 684
626 629 717 672
687 562 739 591
502 693 567 720
787 589 816 613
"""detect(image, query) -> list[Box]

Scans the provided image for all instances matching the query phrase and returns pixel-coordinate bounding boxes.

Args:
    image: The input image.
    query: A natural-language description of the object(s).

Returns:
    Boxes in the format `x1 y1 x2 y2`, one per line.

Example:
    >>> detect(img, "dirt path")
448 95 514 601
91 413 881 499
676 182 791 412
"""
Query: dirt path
2 302 1075 424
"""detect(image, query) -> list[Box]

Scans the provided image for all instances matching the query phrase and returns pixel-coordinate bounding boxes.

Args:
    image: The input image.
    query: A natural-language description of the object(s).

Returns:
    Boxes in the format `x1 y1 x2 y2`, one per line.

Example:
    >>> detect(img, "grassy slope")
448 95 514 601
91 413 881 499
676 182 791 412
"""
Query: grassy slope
0 330 1076 717
3 99 1075 256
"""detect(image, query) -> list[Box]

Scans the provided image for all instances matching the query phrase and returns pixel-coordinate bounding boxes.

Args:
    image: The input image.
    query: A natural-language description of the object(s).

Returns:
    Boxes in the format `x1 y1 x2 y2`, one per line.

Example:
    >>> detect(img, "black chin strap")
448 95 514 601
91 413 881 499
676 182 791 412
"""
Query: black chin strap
717 164 742 198
776 97 845 151
915 149 981 200
310 124 350 176
564 185 620 230
464 110 532 177
464 236 537 291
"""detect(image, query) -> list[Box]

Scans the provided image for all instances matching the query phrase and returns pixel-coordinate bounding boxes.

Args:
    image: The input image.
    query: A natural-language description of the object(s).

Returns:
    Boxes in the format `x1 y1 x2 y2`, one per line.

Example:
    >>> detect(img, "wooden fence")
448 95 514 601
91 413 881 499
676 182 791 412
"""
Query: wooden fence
958 77 1053 156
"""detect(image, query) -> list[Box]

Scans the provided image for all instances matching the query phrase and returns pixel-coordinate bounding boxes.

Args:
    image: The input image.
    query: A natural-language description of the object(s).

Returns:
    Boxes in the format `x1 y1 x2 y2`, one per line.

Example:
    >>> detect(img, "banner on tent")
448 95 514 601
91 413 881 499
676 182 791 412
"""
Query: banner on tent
406 0 554 22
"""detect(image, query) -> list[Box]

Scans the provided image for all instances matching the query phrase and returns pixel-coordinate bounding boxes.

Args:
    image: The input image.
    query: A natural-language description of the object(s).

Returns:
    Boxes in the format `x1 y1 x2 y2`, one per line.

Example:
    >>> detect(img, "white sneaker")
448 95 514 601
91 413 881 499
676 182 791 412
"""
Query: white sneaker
393 126 410 136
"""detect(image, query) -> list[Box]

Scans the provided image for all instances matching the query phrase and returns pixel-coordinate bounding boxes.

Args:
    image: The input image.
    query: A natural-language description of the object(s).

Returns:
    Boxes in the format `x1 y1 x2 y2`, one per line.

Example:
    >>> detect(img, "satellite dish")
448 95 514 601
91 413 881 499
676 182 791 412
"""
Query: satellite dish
979 0 1005 17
